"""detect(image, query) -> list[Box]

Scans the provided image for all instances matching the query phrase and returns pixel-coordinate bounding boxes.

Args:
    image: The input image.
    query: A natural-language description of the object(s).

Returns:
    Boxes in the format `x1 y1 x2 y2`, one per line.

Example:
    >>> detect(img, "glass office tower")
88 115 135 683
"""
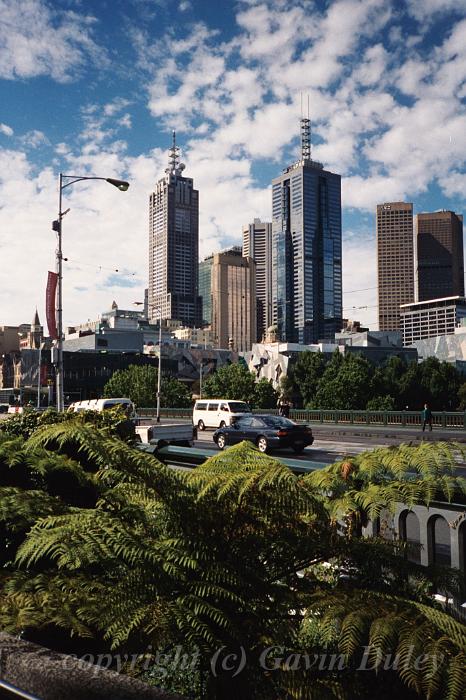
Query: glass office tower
272 120 342 343
199 254 213 326
148 132 202 326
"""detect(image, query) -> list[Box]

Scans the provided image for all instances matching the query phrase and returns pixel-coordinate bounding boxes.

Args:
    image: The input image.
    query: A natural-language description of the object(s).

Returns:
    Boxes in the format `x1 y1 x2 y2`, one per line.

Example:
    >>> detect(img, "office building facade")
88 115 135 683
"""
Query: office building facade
271 119 342 343
415 211 464 302
148 133 201 326
211 248 256 352
400 296 466 346
377 202 414 331
242 218 272 341
199 254 213 326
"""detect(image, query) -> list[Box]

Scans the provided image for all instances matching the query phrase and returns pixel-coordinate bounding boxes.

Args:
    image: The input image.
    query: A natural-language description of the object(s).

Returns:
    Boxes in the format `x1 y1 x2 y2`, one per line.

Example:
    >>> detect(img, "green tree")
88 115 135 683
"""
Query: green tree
202 363 256 404
159 376 192 408
0 423 464 699
313 352 373 410
104 364 191 408
369 356 407 409
458 382 466 410
366 395 395 411
253 378 278 409
288 351 326 408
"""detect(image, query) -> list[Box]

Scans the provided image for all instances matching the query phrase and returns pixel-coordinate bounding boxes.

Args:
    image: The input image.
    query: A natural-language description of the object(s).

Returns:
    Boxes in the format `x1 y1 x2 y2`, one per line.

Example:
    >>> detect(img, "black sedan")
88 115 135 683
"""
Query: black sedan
213 414 314 454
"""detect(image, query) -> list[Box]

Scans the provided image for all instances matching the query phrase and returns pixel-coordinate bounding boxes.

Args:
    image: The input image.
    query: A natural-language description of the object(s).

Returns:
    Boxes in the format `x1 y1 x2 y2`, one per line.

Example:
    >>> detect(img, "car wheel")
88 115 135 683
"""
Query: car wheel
219 420 226 428
197 420 205 431
292 445 304 455
256 436 268 453
217 433 226 450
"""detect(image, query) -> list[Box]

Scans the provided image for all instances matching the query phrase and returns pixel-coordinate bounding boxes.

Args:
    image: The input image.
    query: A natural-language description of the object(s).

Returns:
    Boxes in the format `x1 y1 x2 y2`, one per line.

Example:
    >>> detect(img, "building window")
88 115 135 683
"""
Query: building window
428 515 451 567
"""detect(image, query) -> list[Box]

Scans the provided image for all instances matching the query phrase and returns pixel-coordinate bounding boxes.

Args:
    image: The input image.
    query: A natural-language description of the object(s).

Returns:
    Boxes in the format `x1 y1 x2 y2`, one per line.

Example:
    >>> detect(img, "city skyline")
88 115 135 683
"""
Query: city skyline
0 0 465 329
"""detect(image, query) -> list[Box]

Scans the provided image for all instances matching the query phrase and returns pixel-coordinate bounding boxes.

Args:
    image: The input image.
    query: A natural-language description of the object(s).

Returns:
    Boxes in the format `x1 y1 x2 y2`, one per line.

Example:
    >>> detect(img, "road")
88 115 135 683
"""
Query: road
195 430 388 465
194 428 466 477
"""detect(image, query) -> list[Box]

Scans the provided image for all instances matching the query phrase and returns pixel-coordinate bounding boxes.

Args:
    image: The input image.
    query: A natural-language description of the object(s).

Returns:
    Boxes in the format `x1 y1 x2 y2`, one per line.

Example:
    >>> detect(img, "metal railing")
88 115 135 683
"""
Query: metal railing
136 407 466 429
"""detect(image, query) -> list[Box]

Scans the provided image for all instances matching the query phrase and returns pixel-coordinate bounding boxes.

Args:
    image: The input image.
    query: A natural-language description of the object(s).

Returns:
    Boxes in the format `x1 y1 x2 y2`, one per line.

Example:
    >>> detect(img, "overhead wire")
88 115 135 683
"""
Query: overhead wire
62 256 138 276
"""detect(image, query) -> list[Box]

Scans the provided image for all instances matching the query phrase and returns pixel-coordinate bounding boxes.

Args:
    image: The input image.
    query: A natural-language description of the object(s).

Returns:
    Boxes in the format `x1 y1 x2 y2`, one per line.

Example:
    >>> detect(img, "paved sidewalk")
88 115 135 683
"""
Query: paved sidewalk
308 422 466 442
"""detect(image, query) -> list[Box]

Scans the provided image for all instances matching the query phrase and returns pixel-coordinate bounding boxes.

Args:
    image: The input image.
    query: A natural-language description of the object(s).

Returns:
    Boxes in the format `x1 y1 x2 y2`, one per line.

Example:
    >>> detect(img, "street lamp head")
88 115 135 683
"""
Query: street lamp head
106 178 130 191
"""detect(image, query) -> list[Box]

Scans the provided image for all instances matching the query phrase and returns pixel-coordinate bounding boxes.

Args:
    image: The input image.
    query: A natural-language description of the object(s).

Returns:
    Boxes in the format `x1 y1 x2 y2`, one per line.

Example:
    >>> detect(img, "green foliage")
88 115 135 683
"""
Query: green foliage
312 353 373 410
0 405 135 443
0 426 464 698
457 382 466 410
285 351 466 411
104 364 191 408
253 377 279 408
0 407 71 438
288 351 326 407
366 395 395 411
202 363 256 404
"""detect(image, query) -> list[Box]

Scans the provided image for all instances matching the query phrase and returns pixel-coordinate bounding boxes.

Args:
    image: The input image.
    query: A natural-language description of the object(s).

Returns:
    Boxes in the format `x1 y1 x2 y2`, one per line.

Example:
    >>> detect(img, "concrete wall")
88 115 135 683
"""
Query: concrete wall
0 633 184 700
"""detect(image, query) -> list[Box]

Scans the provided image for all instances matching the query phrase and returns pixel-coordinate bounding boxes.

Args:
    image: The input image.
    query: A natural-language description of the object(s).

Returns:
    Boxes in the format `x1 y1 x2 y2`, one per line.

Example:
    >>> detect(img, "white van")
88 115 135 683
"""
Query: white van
193 399 251 430
67 398 136 419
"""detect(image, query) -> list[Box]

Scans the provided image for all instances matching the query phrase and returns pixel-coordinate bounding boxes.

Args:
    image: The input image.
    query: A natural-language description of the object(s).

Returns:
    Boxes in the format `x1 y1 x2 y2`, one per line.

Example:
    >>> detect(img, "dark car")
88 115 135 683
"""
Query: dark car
213 414 314 454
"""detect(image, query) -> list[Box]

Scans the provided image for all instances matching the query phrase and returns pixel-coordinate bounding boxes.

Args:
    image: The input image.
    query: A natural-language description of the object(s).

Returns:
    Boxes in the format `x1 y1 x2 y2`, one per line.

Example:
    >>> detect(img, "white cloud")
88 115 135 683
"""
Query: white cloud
342 233 378 329
0 122 13 136
19 130 49 148
0 0 107 82
406 0 466 21
1 0 466 330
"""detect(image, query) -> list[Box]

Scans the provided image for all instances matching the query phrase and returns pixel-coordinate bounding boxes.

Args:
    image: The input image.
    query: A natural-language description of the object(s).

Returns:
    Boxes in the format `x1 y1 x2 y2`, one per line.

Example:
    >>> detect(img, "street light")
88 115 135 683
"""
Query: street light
52 173 130 412
155 308 162 423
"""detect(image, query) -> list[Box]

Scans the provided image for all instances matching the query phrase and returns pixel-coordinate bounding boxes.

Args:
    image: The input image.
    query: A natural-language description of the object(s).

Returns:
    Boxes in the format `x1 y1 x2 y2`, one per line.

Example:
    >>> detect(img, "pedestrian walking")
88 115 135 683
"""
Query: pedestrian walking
421 403 433 432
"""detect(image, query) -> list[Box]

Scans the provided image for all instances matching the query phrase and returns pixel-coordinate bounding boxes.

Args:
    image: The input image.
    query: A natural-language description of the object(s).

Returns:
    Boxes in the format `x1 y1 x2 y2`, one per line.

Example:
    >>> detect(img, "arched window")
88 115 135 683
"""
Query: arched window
399 510 421 564
458 520 465 573
429 516 451 567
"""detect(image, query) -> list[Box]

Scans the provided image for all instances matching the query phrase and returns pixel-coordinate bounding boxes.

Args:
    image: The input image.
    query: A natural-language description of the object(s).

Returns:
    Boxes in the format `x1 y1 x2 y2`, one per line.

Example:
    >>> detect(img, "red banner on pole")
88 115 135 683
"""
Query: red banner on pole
46 271 58 340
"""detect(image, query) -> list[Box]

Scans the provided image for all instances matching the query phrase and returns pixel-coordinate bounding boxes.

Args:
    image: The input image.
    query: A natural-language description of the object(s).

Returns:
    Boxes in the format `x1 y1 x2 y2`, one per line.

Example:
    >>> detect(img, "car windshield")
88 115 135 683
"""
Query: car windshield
261 416 296 428
228 402 251 413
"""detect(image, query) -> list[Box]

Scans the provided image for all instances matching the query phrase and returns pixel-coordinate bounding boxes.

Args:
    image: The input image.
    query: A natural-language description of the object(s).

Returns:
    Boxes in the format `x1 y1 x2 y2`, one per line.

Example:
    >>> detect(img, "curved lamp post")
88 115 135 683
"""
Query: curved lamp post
52 174 130 412
152 306 162 423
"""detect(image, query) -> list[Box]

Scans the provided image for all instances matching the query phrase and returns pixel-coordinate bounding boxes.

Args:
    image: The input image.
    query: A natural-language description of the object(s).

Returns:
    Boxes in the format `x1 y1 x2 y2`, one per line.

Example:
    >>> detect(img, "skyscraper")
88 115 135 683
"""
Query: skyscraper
199 254 213 326
242 218 272 341
377 202 414 331
271 119 342 343
148 132 201 326
415 211 464 302
211 248 256 352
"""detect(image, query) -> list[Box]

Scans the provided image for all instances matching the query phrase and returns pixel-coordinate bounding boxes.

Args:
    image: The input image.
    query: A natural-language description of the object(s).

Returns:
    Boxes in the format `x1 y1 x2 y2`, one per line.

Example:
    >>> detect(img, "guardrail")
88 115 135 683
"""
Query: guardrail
141 443 328 473
136 407 466 429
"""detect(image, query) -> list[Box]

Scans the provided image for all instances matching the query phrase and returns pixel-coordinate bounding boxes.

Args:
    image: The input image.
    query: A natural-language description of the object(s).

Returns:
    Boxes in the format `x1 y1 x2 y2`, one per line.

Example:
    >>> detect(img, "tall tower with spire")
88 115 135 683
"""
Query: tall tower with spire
271 117 342 343
148 132 201 326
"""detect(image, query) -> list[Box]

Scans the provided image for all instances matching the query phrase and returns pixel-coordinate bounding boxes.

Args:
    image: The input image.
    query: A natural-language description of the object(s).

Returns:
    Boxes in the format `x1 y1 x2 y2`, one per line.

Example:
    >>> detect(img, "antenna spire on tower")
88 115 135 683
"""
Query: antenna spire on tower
299 92 311 161
165 130 186 177
300 115 311 161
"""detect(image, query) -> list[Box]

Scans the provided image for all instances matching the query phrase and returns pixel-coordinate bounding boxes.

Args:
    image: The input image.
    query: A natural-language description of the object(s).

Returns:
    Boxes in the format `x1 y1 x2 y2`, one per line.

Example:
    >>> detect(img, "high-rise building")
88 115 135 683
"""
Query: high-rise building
242 218 272 341
199 254 213 326
415 211 464 302
211 248 256 352
400 296 466 346
377 202 414 331
148 132 201 326
271 119 342 343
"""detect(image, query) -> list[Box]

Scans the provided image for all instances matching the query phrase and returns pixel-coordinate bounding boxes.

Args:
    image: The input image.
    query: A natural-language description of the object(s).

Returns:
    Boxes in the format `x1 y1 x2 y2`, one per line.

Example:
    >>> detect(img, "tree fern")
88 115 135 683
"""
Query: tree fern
0 422 464 698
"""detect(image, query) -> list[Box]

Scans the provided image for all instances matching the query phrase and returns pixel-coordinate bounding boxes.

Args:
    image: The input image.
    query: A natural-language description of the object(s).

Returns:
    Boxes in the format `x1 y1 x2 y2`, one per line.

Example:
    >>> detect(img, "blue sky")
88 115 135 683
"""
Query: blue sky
0 0 465 330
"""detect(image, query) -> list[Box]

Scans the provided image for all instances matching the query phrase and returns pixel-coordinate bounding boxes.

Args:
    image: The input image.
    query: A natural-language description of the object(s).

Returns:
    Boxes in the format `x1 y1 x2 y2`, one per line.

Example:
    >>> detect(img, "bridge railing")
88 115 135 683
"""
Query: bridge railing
136 407 466 429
